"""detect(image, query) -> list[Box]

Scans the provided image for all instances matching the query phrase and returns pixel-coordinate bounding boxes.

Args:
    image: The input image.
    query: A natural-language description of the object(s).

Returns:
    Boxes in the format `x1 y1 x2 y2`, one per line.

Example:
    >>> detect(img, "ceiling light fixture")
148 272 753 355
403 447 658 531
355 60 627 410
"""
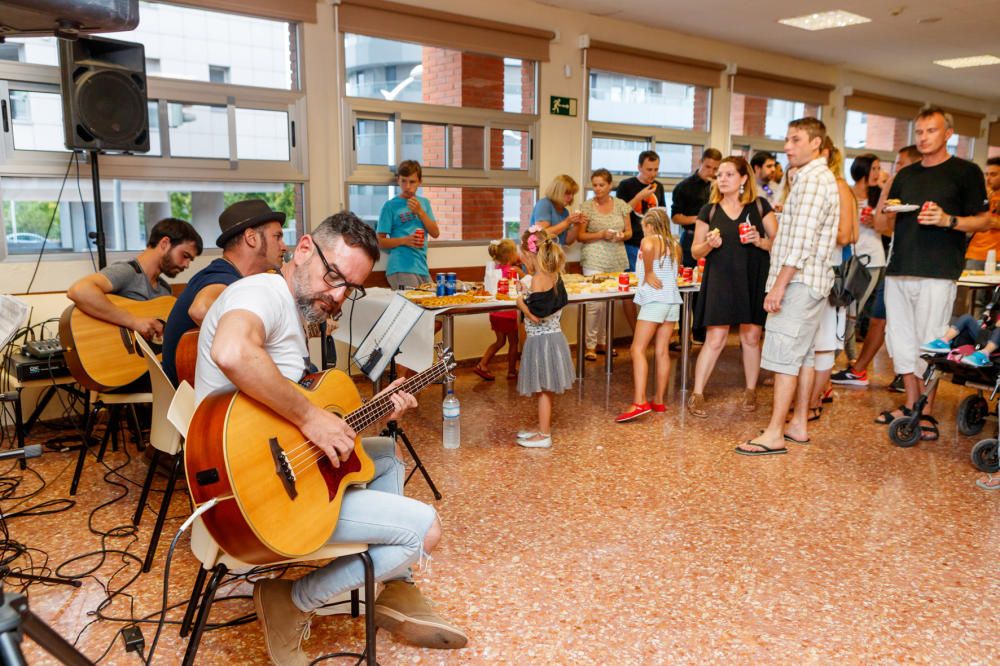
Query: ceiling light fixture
779 10 872 31
933 55 1000 69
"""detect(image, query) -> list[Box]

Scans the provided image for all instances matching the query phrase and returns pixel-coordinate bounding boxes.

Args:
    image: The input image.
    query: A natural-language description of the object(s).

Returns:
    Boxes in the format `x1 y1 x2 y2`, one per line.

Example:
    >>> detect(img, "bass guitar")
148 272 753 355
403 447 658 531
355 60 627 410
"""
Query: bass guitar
59 294 176 391
184 347 455 564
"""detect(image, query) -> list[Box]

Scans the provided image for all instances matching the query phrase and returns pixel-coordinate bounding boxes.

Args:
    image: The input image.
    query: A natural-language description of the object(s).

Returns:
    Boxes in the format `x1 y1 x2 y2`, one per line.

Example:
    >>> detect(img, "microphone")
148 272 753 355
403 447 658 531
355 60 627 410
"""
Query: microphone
0 445 42 462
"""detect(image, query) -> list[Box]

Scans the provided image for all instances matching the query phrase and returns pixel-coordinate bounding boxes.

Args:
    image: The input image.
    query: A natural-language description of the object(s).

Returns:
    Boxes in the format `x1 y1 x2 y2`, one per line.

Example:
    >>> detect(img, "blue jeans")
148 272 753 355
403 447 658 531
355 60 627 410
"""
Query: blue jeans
292 437 437 612
625 243 639 272
951 314 1000 349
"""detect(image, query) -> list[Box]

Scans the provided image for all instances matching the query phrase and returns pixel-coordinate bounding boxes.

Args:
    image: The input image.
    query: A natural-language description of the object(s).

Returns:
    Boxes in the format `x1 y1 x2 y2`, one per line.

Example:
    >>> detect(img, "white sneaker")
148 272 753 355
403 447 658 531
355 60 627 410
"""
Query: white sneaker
517 434 552 448
516 429 537 439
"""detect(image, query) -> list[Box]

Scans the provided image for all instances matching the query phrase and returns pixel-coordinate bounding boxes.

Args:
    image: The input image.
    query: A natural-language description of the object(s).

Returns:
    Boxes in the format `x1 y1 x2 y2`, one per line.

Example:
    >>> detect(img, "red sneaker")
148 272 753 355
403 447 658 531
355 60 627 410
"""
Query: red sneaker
615 403 652 423
649 403 666 412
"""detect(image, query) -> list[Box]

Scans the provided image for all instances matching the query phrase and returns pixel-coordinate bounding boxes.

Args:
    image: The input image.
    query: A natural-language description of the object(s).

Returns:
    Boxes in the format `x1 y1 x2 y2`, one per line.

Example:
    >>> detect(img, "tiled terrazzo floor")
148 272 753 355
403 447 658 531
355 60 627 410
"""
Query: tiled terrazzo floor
9 344 1000 665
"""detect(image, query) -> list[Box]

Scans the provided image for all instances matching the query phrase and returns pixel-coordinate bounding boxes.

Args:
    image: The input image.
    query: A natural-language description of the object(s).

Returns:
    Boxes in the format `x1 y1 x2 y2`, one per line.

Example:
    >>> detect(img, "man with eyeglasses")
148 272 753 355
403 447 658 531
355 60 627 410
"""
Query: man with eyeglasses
194 212 467 664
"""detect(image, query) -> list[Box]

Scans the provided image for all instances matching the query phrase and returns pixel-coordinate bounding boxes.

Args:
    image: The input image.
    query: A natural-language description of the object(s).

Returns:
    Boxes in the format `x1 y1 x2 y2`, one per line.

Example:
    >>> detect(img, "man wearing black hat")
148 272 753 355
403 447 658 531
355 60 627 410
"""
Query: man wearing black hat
160 199 288 385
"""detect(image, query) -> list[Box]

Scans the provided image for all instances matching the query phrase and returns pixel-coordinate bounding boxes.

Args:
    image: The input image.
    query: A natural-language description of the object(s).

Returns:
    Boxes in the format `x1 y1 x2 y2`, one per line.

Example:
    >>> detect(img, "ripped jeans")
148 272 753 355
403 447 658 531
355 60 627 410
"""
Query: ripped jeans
291 437 437 612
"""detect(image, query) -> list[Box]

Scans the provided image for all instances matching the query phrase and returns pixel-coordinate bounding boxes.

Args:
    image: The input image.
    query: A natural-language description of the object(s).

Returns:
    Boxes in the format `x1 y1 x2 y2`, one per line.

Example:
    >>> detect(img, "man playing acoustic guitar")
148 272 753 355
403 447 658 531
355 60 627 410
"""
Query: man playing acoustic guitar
194 212 466 664
66 217 203 391
160 199 287 386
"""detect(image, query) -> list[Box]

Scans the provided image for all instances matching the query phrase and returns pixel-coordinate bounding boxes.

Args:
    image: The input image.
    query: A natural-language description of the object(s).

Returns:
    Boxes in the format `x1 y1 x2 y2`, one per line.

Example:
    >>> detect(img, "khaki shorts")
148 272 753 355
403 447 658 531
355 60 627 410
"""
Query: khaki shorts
637 302 681 324
761 282 826 376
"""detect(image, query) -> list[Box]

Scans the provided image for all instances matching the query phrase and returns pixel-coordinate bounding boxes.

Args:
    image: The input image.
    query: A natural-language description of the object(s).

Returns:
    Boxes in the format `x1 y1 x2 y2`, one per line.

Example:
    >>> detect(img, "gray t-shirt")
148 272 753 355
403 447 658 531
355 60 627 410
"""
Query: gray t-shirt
100 260 171 300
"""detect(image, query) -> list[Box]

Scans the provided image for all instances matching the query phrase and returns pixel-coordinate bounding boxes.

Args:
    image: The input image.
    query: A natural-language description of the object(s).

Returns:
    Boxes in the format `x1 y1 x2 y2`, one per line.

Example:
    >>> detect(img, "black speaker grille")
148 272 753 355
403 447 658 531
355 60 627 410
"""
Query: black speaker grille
75 68 146 145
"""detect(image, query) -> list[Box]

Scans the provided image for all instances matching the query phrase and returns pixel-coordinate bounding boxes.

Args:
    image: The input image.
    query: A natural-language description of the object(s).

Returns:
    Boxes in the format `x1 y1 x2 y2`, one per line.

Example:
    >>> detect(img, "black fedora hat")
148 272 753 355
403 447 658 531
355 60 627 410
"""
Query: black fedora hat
216 199 286 248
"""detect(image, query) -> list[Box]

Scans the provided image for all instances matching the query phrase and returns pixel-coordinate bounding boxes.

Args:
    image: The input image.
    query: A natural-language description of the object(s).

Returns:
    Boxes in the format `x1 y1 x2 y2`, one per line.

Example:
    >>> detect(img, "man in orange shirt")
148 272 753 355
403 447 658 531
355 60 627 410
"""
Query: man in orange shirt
964 157 1000 269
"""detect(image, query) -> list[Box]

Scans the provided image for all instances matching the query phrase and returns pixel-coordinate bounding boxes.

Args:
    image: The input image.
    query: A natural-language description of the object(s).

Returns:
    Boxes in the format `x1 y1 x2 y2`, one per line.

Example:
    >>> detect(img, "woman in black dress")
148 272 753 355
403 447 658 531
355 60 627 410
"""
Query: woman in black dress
687 156 778 417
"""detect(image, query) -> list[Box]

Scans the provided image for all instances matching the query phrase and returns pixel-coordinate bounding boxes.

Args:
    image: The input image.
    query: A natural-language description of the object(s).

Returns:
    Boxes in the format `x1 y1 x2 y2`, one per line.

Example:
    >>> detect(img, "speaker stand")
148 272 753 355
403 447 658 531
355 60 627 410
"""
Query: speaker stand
87 150 108 269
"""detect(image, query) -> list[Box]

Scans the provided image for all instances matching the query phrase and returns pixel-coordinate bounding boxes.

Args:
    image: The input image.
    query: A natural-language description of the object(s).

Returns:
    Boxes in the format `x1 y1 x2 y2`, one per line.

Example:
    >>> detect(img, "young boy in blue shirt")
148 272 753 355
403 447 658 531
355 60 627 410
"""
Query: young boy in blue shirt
377 160 439 289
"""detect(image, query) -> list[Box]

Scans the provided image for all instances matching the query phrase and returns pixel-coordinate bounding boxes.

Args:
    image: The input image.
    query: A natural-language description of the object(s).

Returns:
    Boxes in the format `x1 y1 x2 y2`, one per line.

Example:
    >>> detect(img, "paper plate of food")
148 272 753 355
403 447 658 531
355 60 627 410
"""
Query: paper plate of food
884 199 919 213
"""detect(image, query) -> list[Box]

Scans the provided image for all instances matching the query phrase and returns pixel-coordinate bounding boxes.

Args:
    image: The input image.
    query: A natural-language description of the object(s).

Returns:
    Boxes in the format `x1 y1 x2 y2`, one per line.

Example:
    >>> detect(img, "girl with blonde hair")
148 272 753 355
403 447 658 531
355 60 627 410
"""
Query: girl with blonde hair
515 227 575 448
615 208 682 422
474 239 521 380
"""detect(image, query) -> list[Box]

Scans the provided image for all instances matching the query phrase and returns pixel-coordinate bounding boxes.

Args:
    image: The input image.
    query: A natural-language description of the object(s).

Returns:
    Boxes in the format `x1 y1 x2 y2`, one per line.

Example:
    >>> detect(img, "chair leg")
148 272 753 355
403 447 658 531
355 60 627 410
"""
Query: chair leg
182 564 227 666
70 403 103 496
127 403 146 451
350 588 360 618
179 567 208 638
132 449 160 526
97 406 119 461
142 453 182 573
360 551 376 666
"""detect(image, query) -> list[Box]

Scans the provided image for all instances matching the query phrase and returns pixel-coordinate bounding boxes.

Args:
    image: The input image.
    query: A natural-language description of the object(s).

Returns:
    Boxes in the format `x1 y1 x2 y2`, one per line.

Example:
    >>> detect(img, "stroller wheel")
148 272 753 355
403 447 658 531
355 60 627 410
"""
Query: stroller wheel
957 395 989 436
971 438 999 473
888 415 922 447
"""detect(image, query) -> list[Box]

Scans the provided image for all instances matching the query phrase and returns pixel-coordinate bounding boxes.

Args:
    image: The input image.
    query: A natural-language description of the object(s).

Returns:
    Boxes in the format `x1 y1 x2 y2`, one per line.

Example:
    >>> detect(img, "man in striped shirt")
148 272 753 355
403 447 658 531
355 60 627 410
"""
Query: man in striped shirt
738 118 840 456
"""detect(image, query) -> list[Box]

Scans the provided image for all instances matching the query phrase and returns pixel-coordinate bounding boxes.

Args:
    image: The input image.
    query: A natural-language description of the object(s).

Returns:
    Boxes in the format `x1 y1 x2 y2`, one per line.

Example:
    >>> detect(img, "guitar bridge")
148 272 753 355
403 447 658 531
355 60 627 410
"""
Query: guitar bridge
269 437 298 500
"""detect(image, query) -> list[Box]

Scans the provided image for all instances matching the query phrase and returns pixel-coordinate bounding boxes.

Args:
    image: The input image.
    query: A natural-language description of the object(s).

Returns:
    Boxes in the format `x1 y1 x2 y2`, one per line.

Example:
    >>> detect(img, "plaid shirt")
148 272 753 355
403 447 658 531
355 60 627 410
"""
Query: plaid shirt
767 157 840 296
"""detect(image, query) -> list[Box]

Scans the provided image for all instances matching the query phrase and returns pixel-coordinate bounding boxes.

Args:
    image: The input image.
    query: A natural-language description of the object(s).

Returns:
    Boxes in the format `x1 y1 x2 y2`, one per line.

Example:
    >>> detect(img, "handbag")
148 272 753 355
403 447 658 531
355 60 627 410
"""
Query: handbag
828 247 871 308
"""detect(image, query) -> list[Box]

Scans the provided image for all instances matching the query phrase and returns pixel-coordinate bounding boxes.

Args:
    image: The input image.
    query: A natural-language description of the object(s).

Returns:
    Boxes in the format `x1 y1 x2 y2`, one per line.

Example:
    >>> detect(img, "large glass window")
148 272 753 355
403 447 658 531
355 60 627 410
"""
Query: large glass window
591 137 699 178
946 133 975 160
1 177 303 255
588 70 710 131
4 2 296 90
730 94 821 141
844 110 911 152
344 35 536 114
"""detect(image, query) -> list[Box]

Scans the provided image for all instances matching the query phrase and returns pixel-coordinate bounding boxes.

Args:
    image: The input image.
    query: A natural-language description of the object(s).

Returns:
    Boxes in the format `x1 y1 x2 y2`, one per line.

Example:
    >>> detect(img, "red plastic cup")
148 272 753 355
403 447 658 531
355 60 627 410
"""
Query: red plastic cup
497 278 509 295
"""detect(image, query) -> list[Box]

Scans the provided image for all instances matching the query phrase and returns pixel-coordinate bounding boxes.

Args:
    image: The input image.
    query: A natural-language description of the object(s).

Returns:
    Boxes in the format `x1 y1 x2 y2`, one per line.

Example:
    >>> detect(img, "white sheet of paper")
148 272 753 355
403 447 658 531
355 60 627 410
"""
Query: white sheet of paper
0 294 30 350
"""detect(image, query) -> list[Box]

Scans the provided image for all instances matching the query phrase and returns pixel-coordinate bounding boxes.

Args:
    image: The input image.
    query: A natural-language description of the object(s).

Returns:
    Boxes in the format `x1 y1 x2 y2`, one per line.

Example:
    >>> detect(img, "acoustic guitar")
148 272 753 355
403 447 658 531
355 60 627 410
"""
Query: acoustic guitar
184 347 455 564
59 294 176 392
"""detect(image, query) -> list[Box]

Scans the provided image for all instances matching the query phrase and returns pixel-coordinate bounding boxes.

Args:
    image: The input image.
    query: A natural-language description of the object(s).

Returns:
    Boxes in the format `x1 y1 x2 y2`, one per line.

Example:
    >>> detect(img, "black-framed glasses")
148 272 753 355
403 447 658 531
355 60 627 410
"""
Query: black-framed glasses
314 243 367 301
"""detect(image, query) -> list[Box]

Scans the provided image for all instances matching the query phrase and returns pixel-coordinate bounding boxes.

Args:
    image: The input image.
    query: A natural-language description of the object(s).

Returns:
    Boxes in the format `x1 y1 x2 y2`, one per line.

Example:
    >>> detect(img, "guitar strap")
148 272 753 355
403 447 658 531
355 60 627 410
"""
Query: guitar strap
128 259 142 273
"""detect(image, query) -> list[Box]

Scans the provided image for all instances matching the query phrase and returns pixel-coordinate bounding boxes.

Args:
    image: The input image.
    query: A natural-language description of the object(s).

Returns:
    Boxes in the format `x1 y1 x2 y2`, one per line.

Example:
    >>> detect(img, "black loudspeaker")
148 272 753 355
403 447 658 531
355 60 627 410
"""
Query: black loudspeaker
58 35 150 153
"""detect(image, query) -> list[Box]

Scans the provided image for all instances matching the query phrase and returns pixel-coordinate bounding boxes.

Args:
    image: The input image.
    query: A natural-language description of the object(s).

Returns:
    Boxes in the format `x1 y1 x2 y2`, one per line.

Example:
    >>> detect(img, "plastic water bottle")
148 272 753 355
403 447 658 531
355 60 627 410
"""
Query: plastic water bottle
442 391 461 449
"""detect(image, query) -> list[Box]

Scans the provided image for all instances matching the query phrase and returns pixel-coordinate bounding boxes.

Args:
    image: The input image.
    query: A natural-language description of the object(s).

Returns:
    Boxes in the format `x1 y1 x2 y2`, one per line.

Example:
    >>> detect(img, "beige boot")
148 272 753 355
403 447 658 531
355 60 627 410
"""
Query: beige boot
253 578 313 666
374 580 468 649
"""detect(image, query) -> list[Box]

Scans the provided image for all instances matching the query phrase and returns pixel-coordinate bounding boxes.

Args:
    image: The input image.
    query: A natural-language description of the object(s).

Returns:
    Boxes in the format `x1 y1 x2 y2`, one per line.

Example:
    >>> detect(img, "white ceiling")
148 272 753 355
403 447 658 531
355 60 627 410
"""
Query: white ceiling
537 0 1000 103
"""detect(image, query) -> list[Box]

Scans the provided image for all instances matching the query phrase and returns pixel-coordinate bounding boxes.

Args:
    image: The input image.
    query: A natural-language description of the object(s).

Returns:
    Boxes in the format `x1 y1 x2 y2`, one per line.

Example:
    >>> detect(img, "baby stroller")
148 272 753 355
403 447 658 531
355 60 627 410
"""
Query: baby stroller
888 286 1000 474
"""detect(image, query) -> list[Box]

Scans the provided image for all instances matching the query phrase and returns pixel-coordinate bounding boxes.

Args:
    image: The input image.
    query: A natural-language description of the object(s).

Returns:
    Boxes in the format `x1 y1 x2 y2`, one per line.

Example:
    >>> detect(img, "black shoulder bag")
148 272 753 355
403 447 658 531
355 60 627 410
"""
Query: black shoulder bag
828 246 871 308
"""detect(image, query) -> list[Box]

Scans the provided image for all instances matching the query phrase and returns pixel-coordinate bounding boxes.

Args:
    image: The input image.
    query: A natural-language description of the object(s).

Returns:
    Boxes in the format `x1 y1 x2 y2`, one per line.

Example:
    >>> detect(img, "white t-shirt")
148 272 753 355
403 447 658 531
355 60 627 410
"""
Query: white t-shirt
195 272 308 403
854 201 886 268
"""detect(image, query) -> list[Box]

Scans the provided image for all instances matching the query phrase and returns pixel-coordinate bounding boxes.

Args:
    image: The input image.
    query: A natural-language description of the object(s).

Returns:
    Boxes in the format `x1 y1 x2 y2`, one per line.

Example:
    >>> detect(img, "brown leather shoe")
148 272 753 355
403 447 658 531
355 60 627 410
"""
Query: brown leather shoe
740 388 757 412
687 393 708 418
374 580 468 649
253 578 312 666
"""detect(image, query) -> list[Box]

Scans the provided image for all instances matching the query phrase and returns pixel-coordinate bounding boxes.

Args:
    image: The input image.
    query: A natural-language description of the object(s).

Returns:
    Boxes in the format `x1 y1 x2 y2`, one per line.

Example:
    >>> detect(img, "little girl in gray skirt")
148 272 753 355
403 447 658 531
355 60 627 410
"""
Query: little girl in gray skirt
515 226 575 449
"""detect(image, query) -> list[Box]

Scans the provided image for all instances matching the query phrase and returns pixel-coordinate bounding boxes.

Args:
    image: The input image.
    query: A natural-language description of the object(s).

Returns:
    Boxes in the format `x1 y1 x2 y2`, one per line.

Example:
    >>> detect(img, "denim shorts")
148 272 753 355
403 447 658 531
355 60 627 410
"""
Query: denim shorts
870 273 886 319
637 302 681 324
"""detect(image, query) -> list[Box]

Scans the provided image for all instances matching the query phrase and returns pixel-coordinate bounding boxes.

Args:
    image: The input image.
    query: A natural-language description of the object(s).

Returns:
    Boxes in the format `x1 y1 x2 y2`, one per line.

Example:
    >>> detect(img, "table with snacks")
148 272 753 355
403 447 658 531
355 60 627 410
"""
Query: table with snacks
338 273 700 397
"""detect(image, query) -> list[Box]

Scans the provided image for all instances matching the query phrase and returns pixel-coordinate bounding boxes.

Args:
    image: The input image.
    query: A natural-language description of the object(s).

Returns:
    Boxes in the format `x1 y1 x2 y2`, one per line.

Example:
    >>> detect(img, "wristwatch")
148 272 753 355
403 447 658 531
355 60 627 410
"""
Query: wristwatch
948 215 958 229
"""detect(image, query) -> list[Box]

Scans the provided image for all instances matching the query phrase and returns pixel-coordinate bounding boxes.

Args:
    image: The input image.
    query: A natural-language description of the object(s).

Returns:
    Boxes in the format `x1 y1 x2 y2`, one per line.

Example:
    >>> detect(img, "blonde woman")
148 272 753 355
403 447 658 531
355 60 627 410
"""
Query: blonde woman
530 174 586 245
688 156 778 416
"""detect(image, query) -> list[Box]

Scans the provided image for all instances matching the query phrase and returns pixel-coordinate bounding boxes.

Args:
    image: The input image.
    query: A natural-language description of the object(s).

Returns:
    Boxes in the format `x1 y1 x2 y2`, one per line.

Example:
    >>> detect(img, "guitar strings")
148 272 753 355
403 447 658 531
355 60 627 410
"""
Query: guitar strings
281 365 447 472
281 366 445 470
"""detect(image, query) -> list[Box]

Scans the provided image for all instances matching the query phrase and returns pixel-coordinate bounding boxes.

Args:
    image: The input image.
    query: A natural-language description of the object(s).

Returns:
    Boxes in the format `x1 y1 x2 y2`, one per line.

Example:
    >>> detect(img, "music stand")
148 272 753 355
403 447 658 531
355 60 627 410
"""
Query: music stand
353 295 442 500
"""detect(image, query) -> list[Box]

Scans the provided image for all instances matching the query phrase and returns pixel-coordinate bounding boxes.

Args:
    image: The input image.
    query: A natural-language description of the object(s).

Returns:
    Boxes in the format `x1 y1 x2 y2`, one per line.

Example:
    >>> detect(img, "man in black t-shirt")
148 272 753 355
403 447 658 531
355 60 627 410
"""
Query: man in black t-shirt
873 107 989 429
617 150 665 329
671 148 721 268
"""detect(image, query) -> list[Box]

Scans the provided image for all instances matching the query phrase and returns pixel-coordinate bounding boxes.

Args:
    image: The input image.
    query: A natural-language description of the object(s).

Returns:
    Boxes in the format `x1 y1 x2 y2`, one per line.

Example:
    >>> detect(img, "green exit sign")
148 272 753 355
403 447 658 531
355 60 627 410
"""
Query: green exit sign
549 96 577 117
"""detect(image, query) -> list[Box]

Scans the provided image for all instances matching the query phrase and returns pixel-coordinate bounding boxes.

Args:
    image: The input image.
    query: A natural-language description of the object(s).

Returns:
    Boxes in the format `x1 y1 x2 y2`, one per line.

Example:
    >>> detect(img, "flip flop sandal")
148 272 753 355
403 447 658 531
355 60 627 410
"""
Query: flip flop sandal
918 414 940 441
821 387 834 404
585 350 598 361
976 475 1000 491
735 439 788 456
875 405 911 425
472 366 495 381
808 407 822 422
784 434 811 445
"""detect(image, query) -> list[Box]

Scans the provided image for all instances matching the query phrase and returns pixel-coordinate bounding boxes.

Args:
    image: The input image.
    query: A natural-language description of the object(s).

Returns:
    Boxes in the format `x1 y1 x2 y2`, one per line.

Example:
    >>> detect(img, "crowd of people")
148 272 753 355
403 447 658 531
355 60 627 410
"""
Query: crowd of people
414 108 996 492
55 105 998 664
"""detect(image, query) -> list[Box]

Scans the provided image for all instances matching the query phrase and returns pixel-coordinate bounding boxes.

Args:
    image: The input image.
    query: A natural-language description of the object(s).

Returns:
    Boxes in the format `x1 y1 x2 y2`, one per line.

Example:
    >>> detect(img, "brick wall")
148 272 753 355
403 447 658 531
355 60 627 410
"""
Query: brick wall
693 86 710 131
866 115 910 152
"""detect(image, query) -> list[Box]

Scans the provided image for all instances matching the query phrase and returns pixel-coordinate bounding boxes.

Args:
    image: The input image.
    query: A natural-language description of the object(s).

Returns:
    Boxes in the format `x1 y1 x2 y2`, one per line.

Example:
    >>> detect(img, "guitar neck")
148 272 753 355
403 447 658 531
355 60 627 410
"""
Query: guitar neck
345 363 447 432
